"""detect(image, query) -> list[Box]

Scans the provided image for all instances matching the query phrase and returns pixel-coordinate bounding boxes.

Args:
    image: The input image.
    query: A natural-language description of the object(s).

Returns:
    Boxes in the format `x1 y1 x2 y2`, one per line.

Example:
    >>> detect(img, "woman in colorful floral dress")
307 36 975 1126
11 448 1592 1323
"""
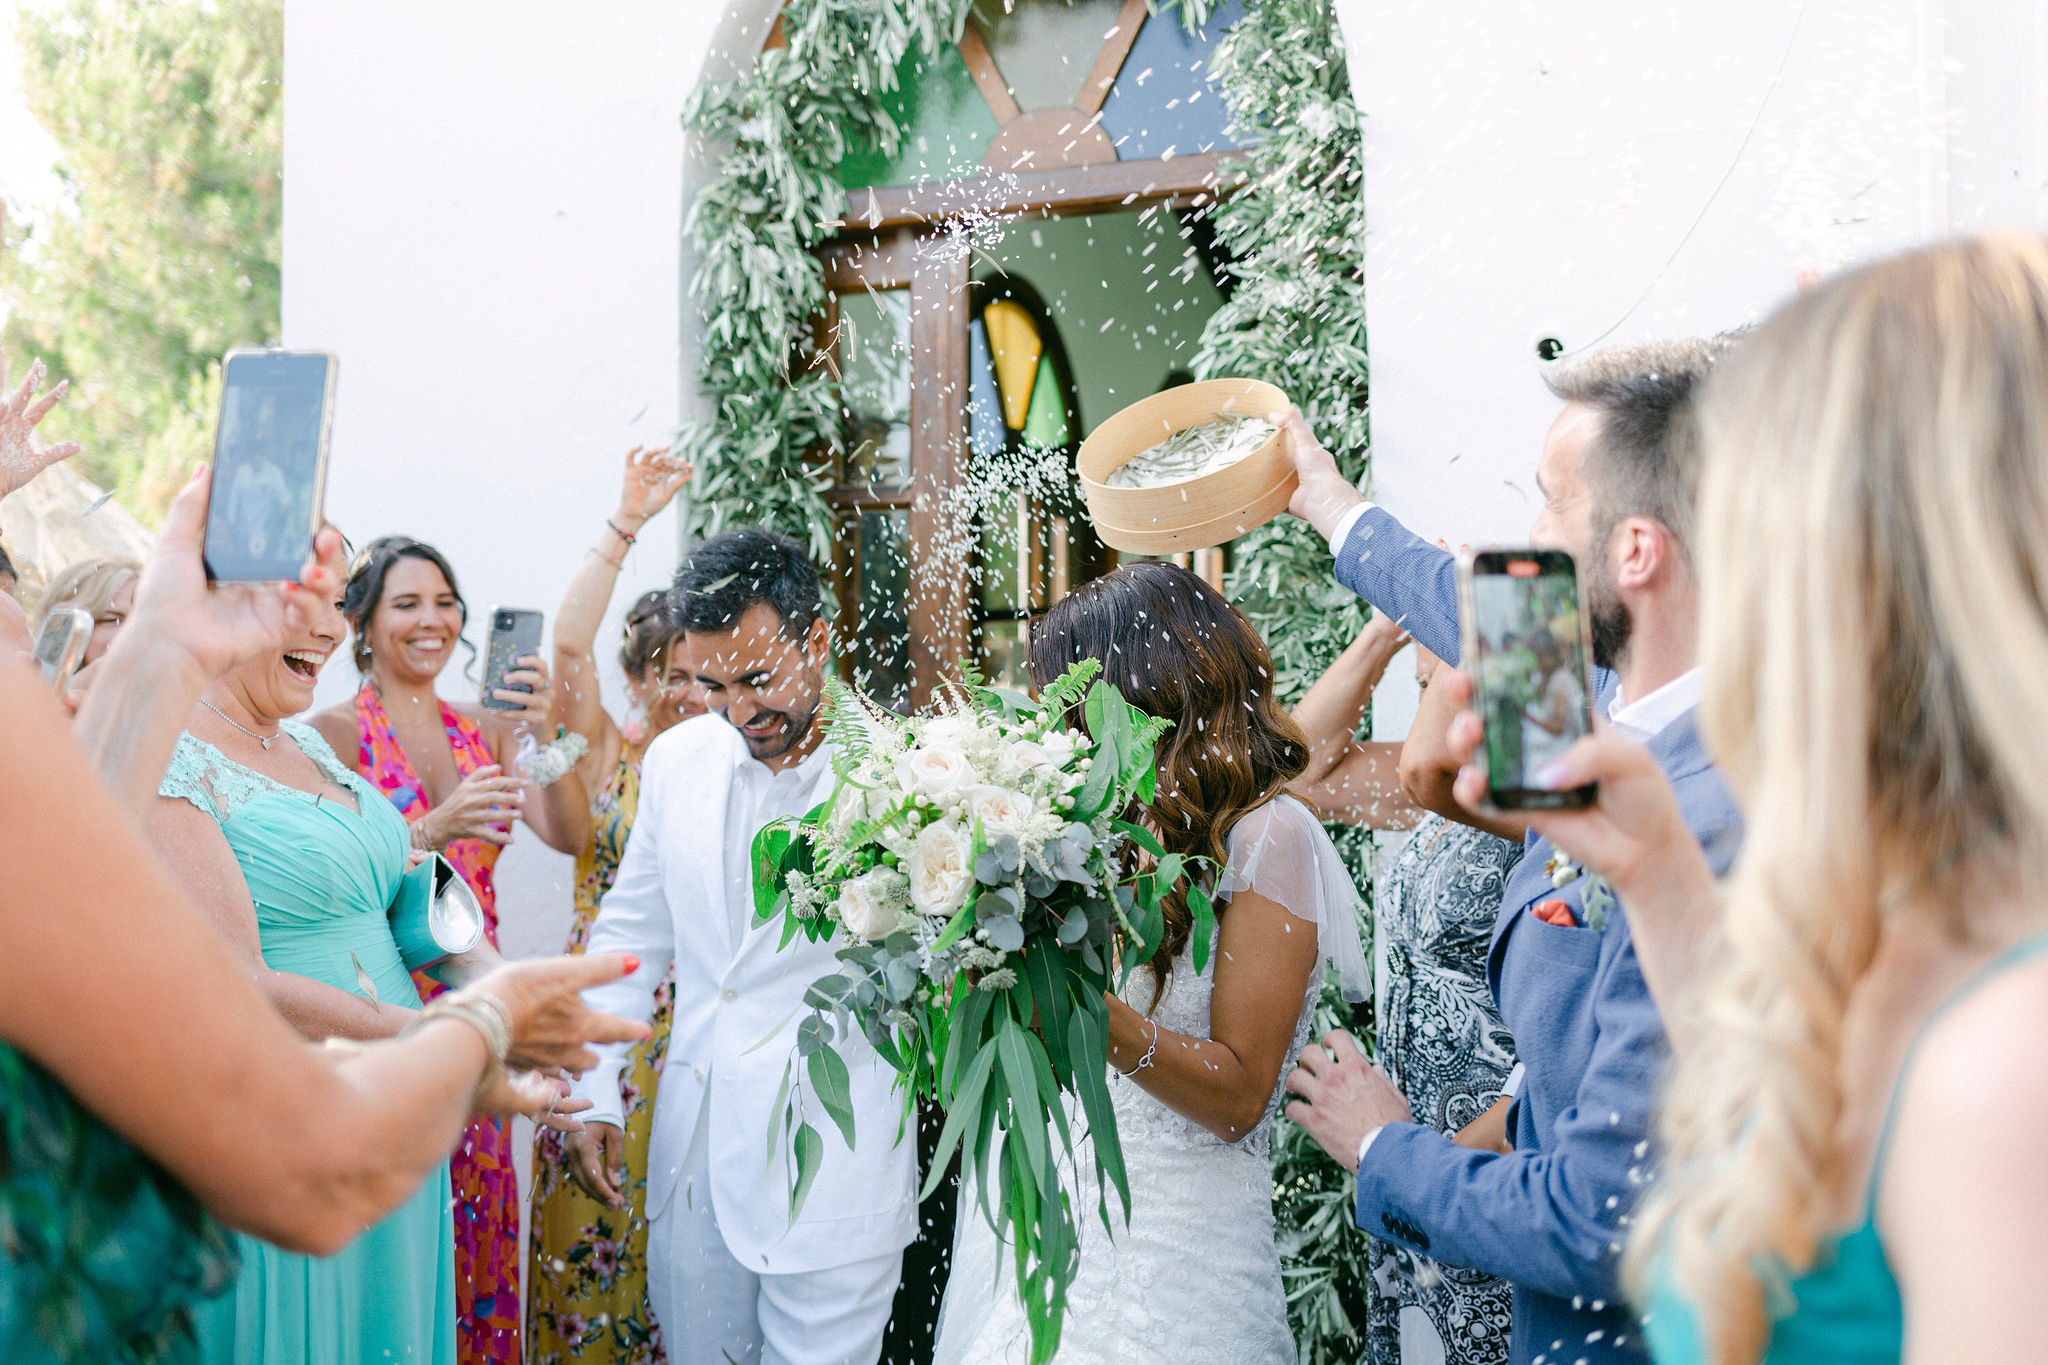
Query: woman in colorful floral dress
526 445 699 1364
311 537 590 1365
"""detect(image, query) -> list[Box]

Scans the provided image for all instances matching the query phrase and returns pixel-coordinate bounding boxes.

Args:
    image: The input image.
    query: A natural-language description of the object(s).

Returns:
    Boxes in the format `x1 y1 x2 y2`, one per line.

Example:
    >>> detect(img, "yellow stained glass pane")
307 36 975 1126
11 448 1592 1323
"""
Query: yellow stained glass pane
983 298 1042 431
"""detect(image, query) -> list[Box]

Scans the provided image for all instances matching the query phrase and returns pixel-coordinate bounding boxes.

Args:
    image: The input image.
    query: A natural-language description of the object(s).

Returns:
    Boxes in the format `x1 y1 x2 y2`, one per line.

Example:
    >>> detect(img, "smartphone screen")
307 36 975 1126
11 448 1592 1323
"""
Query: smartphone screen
205 350 336 582
1459 548 1597 810
33 608 91 694
481 607 544 711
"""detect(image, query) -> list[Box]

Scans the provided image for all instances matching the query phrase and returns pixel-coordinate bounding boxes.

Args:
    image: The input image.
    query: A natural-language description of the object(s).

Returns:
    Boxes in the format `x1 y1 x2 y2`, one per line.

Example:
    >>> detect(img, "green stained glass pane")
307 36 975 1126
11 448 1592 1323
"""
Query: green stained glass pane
836 43 1001 190
1020 355 1069 450
978 493 1031 612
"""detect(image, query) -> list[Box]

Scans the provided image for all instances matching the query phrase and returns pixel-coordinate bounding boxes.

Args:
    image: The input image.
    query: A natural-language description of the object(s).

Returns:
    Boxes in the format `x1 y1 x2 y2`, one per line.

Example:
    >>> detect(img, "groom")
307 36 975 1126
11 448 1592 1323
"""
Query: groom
565 528 916 1365
1280 340 1744 1364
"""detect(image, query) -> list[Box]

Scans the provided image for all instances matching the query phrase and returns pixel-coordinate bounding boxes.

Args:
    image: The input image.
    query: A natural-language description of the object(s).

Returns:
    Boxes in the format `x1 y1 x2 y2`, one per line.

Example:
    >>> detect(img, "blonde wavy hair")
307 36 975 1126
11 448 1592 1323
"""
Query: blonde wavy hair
33 556 140 634
1626 231 2048 1359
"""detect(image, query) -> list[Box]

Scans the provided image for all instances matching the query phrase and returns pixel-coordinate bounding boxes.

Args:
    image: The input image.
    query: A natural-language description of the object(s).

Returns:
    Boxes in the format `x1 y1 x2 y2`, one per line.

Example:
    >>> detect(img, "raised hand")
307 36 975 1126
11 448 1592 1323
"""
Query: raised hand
1273 407 1365 543
614 444 693 528
0 351 83 499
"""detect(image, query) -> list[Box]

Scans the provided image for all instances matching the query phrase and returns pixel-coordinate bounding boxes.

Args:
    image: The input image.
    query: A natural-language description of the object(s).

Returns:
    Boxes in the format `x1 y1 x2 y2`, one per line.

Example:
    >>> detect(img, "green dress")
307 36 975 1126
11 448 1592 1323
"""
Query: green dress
158 720 456 1365
0 1041 239 1364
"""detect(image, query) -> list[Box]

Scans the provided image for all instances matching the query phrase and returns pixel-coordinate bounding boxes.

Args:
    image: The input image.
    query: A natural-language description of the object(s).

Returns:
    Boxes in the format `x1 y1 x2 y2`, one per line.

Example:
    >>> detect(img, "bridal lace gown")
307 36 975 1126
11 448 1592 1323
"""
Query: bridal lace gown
932 796 1370 1365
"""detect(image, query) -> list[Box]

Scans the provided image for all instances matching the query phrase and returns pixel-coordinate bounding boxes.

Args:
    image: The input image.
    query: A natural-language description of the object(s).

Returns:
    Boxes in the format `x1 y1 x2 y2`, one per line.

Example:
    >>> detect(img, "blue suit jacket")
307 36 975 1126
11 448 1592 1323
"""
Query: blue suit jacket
1333 507 1743 1364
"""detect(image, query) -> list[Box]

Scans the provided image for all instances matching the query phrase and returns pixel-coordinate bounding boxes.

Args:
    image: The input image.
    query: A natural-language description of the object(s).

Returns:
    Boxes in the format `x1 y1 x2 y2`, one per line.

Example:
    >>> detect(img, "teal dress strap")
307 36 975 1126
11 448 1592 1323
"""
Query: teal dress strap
1648 928 2048 1364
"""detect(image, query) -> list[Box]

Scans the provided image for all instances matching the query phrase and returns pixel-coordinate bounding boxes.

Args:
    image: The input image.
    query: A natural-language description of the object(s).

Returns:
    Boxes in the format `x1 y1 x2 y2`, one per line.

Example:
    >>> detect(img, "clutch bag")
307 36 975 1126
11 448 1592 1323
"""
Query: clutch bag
388 852 487 972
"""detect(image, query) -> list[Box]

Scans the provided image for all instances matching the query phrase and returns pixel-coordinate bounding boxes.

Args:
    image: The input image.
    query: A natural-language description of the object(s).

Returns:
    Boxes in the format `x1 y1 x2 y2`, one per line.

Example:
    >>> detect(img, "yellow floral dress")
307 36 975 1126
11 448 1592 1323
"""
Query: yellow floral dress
526 753 675 1365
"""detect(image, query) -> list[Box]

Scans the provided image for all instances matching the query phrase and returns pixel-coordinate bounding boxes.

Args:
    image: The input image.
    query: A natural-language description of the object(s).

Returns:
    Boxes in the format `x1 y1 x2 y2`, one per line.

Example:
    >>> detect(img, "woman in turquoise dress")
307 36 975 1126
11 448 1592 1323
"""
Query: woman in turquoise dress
0 464 650 1365
147 582 468 1362
1464 234 2048 1363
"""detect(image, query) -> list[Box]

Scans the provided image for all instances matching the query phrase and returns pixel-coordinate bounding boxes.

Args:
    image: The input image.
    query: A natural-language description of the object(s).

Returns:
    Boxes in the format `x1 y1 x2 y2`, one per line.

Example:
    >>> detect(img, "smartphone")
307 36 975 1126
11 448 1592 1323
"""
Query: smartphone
204 349 338 582
1457 548 1598 810
481 607 544 711
33 608 91 694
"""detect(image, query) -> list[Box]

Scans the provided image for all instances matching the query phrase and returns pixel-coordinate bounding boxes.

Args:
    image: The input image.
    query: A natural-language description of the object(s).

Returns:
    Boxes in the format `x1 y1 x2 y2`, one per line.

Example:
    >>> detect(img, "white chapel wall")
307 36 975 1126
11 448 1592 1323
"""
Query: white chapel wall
283 0 2048 947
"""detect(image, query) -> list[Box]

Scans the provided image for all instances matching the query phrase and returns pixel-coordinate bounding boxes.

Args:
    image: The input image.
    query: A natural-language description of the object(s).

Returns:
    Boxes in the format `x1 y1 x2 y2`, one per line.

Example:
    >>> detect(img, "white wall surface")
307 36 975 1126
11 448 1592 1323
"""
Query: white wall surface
287 0 714 962
285 0 2048 908
1335 0 2048 739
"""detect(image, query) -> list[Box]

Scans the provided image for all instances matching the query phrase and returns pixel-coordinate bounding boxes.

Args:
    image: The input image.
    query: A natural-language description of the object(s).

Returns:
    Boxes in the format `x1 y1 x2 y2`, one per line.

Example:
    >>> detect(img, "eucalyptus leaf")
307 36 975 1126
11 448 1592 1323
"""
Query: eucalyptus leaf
805 1043 857 1149
788 1120 824 1222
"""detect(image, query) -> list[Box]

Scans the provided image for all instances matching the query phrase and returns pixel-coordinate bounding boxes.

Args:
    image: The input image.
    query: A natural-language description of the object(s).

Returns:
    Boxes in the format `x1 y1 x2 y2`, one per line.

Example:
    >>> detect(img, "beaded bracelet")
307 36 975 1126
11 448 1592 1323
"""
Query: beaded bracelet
604 518 638 546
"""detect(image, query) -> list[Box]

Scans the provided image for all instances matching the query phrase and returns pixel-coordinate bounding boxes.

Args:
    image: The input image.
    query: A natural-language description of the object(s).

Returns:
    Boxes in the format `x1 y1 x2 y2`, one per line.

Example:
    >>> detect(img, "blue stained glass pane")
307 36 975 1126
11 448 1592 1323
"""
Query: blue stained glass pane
1097 0 1249 162
968 317 1005 461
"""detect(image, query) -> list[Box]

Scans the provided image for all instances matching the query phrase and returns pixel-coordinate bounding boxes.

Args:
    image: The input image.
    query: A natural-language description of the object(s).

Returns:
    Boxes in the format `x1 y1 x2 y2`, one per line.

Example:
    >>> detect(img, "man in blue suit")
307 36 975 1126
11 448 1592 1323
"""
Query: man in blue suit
1281 339 1743 1365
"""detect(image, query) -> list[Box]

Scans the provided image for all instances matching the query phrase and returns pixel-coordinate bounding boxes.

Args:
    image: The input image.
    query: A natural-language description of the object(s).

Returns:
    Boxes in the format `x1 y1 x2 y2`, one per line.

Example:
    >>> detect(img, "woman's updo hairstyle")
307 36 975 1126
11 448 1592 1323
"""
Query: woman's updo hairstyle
1027 560 1309 997
619 588 678 682
342 535 471 673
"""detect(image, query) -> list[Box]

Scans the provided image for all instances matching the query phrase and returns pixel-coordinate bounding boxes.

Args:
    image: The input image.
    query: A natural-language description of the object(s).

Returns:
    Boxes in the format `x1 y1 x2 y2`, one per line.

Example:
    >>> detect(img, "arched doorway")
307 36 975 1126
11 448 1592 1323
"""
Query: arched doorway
803 0 1249 710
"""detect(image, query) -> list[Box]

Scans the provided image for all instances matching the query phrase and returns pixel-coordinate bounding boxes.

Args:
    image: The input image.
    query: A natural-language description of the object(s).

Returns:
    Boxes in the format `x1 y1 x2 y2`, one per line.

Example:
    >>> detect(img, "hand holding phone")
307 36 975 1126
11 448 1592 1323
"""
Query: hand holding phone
482 607 545 713
1456 548 1597 811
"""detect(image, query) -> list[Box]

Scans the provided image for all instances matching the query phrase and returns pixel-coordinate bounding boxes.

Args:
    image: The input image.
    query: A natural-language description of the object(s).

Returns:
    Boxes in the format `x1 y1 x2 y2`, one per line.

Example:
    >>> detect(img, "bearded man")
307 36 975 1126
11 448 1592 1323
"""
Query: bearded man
1279 340 1745 1365
565 528 914 1365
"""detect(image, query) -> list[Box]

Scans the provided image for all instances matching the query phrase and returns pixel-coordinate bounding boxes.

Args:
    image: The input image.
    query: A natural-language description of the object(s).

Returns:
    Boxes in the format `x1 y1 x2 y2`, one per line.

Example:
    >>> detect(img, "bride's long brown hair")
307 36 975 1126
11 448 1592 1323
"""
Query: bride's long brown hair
1027 560 1309 998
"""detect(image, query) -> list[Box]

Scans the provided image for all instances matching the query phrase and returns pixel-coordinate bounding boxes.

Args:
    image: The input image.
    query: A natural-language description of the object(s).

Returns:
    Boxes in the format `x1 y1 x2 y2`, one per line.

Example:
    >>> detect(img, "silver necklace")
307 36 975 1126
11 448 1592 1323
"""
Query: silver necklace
201 698 282 751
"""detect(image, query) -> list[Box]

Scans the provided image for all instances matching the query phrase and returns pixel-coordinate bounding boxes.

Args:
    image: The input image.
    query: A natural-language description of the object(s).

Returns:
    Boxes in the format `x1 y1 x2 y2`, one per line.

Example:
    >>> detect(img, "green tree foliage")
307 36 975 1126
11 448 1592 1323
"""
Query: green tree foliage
0 0 281 521
1189 3 1379 1358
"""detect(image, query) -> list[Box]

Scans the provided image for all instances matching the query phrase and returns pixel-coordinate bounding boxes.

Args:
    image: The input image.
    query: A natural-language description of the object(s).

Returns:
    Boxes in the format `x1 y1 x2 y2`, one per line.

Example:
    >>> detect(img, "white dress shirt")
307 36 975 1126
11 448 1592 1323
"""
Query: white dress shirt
1604 667 1703 741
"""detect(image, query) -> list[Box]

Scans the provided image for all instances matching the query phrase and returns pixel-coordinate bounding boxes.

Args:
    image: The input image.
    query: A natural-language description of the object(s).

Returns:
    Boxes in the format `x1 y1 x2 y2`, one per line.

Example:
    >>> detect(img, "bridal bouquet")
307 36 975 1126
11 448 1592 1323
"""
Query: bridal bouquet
751 660 1212 1363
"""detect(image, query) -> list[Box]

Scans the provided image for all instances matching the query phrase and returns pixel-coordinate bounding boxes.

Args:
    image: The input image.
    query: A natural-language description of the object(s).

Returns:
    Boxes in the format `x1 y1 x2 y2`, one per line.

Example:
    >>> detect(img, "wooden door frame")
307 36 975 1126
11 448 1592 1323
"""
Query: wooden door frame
823 154 1249 709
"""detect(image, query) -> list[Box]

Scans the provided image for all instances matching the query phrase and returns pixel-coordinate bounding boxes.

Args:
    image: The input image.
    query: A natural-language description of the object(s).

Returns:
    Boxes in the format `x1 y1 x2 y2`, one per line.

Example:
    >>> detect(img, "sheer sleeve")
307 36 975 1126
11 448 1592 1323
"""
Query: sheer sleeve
1220 795 1372 1002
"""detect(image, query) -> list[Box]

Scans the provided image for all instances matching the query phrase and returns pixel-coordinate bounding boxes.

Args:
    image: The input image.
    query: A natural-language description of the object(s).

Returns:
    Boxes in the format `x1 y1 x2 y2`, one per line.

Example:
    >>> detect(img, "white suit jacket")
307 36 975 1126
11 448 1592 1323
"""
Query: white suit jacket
571 714 917 1274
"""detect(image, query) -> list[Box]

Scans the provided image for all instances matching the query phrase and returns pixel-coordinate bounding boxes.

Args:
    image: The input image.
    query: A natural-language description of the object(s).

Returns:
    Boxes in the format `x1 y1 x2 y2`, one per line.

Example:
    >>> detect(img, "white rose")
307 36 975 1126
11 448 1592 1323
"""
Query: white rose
908 819 976 918
966 784 1038 840
899 744 975 800
1003 738 1056 773
837 866 910 940
922 714 990 754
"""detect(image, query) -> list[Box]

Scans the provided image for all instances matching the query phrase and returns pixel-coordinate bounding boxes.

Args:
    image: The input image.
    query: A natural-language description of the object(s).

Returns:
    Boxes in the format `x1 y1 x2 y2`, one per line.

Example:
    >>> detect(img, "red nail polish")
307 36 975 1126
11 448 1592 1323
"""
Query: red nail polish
621 955 640 975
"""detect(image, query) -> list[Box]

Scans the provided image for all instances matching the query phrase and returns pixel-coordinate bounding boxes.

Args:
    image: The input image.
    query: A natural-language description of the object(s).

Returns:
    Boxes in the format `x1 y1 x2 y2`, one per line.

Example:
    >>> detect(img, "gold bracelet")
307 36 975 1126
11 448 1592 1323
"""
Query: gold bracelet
405 989 513 1100
411 817 434 854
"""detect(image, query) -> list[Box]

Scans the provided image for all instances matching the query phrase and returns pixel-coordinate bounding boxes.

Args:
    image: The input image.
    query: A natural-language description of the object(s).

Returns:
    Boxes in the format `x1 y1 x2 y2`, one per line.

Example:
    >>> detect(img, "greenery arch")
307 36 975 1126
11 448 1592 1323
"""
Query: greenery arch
676 1 1375 1357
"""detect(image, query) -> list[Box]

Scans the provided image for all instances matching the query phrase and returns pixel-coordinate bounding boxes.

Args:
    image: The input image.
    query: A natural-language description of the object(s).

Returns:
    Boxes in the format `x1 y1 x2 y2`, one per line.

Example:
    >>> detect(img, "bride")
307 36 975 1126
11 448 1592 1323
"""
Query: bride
933 560 1371 1364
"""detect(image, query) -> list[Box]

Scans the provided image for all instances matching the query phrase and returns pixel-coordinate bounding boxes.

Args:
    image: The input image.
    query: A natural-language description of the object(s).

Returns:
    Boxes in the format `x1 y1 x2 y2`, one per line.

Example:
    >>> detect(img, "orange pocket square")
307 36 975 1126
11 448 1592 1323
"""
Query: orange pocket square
1532 899 1579 928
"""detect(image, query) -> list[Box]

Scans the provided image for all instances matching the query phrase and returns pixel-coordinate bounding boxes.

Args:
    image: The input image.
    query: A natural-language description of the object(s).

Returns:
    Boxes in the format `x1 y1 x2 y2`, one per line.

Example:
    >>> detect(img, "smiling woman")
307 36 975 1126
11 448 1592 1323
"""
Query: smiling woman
307 535 591 1365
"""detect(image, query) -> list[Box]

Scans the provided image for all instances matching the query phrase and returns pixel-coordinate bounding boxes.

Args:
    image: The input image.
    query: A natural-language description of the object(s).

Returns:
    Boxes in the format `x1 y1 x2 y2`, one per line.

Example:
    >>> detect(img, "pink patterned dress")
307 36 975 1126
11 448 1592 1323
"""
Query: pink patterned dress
356 685 521 1365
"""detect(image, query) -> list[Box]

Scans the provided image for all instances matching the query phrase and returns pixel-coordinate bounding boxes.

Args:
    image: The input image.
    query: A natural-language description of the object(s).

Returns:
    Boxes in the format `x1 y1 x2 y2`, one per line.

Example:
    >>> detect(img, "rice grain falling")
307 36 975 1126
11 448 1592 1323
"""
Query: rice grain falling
1104 414 1276 489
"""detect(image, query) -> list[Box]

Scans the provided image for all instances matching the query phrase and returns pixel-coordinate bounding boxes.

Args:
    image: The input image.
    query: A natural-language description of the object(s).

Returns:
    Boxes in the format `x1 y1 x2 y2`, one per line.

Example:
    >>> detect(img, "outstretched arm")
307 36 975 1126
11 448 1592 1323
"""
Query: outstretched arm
1277 409 1464 663
1288 614 1419 830
553 444 693 787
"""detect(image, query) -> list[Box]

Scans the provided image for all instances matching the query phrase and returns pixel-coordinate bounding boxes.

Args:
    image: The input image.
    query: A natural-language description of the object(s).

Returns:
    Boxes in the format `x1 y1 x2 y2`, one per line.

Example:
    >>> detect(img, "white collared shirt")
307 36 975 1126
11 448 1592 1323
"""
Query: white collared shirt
722 741 833 942
1605 667 1703 742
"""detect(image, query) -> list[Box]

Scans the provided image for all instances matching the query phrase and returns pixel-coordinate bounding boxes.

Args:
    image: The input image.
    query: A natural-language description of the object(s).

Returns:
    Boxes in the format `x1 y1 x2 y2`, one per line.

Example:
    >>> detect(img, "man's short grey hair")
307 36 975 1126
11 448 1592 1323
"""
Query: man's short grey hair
1543 333 1743 561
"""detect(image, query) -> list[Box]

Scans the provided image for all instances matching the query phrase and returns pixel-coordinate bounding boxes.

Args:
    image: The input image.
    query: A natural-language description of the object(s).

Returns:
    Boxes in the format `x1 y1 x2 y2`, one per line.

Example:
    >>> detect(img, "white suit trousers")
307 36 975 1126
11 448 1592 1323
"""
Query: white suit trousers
646 1098 902 1365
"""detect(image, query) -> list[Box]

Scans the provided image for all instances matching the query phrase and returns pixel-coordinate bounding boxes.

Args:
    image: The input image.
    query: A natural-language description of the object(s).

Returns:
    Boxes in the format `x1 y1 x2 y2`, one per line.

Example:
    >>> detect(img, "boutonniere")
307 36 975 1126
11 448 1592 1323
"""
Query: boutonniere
1542 851 1617 932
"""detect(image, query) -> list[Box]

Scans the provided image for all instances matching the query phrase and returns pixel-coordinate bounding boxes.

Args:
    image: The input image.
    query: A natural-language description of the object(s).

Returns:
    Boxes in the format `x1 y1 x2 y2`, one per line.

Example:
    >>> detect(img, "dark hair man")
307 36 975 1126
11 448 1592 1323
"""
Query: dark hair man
565 527 915 1365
